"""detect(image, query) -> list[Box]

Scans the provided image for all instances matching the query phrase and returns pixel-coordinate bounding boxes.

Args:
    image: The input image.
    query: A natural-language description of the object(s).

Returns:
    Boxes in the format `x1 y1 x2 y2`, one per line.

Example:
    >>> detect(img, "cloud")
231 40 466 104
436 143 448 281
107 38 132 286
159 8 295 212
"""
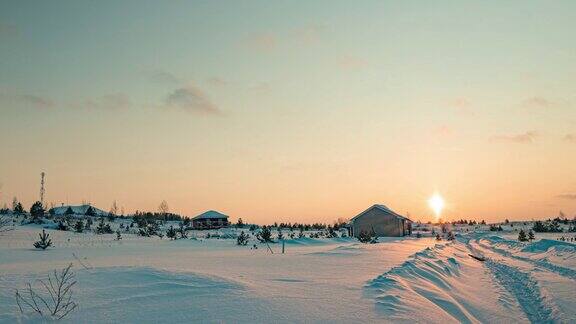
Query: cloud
164 86 220 115
337 55 368 70
291 24 325 45
522 97 553 109
490 131 538 144
448 97 475 116
206 77 228 87
74 93 131 111
0 92 54 109
243 33 277 52
564 134 576 143
149 70 181 85
432 125 454 138
556 194 576 200
0 22 18 37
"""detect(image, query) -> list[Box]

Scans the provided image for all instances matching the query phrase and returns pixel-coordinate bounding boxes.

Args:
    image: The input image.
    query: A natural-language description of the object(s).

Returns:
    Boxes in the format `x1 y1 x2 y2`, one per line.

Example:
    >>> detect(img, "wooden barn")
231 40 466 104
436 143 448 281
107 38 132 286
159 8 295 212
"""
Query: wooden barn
191 210 230 229
348 204 412 238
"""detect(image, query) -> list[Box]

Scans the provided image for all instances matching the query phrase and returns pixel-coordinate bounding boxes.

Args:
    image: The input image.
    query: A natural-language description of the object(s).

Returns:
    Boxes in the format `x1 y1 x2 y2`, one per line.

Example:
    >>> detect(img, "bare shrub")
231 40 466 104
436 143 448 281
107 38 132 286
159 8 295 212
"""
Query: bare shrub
15 263 78 320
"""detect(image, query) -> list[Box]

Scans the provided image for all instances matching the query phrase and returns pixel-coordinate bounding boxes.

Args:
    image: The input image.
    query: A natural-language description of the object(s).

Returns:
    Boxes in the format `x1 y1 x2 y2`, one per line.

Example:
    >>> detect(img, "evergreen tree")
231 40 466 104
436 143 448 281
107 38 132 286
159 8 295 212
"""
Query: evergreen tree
56 220 68 231
237 231 249 245
33 230 52 250
178 223 188 239
96 217 112 234
358 229 376 243
533 221 547 233
518 229 528 242
166 226 177 240
115 230 122 241
256 226 273 243
30 201 45 223
236 218 244 228
528 229 535 241
85 217 93 230
74 220 84 233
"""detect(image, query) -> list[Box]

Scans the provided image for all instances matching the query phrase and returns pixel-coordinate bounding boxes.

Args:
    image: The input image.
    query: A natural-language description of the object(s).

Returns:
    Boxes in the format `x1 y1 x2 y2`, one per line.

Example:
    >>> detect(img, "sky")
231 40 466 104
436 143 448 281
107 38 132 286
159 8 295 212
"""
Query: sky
1 0 575 224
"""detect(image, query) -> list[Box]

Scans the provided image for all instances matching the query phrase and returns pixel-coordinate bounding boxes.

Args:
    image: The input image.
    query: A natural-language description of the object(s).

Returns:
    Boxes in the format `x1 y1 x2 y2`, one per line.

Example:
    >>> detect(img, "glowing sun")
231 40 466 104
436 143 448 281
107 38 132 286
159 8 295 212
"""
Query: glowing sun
428 193 445 219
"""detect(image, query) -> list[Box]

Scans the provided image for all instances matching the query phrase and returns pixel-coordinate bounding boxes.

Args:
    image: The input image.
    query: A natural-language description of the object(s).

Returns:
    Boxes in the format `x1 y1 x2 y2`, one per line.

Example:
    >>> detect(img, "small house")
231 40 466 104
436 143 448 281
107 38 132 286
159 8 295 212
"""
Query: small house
191 210 230 229
348 204 412 238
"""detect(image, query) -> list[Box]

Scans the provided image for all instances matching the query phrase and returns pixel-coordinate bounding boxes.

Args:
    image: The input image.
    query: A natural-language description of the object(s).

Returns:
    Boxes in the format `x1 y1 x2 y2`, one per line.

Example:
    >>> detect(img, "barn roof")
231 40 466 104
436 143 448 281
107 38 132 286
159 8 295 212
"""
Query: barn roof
192 210 229 220
350 204 412 223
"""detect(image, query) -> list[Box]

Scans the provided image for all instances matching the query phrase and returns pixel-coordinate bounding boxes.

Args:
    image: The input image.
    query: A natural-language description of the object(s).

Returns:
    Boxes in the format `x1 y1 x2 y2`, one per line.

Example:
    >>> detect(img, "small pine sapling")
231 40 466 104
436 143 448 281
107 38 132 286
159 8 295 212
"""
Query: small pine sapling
528 229 535 241
237 231 249 245
518 229 528 242
33 230 52 250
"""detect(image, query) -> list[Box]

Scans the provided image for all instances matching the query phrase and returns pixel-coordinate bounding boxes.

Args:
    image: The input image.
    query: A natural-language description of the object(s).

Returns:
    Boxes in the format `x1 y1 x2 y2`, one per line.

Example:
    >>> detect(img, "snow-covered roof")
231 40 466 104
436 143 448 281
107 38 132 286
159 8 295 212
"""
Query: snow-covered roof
49 204 108 216
350 204 412 223
192 210 229 220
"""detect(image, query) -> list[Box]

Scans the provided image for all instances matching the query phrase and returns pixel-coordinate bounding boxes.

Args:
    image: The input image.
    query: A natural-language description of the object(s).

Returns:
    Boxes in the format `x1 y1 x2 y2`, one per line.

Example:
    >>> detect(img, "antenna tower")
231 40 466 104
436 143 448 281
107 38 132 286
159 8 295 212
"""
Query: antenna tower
40 172 46 204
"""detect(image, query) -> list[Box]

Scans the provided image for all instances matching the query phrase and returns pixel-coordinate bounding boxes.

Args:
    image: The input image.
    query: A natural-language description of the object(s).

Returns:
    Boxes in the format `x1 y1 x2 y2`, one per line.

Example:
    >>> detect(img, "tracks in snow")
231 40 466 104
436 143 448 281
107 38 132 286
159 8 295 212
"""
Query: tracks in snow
474 238 576 281
485 260 554 323
469 236 574 323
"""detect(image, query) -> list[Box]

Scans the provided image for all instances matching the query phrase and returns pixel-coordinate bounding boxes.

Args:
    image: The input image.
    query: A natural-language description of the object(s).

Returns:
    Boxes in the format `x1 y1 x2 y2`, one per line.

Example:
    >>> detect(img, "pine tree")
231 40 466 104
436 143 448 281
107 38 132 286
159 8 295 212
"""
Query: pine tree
65 206 74 216
518 229 528 242
237 231 249 245
56 220 68 231
178 223 188 239
30 201 45 223
115 230 122 241
85 217 93 230
256 226 273 243
74 220 84 233
96 217 112 234
33 230 52 250
528 229 535 241
166 226 177 240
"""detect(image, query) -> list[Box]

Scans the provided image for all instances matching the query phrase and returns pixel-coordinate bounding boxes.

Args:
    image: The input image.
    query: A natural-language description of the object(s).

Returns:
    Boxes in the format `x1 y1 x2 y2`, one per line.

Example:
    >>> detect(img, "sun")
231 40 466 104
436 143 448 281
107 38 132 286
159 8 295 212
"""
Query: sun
428 193 445 219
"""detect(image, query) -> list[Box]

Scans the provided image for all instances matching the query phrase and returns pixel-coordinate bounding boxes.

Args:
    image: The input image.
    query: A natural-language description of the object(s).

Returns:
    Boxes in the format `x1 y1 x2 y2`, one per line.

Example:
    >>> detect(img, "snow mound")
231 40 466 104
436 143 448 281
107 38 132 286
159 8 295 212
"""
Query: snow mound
1 266 256 323
521 239 575 253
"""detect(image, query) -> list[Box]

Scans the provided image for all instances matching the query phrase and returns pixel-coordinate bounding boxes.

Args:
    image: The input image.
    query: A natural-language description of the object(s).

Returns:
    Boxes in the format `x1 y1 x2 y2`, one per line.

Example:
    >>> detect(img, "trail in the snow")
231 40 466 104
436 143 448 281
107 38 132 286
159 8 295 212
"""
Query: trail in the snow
475 237 576 281
485 260 555 323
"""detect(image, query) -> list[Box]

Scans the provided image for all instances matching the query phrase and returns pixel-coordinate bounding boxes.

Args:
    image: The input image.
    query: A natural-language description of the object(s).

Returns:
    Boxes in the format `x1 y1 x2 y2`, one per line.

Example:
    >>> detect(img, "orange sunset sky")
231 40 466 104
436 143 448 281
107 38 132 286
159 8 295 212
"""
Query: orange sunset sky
1 1 575 224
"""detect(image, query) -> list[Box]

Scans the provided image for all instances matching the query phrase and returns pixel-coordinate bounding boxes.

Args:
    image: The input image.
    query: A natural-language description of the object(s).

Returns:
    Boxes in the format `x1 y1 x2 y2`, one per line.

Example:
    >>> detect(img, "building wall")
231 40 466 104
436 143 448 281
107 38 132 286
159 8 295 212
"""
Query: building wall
351 208 405 237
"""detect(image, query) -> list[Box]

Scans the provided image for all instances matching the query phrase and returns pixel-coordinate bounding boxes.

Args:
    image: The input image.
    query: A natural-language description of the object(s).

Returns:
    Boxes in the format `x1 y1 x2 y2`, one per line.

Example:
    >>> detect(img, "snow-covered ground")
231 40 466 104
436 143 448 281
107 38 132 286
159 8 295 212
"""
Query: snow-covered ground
0 223 575 323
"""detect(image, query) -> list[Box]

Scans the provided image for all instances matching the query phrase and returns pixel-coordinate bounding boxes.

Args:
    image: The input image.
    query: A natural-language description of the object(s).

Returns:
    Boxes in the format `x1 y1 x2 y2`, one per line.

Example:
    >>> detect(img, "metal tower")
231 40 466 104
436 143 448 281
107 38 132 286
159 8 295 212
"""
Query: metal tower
40 172 45 204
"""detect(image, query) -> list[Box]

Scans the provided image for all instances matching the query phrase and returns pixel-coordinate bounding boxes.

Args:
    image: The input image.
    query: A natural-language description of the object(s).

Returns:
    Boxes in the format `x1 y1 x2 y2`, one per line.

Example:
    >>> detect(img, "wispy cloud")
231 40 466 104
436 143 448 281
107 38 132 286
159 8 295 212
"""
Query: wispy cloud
432 125 455 139
0 22 18 37
291 24 325 45
490 131 538 144
522 97 553 109
243 33 277 52
337 55 368 70
0 91 54 109
164 86 220 115
73 93 131 111
149 70 181 85
556 193 576 200
448 97 475 116
206 77 228 87
564 134 576 143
